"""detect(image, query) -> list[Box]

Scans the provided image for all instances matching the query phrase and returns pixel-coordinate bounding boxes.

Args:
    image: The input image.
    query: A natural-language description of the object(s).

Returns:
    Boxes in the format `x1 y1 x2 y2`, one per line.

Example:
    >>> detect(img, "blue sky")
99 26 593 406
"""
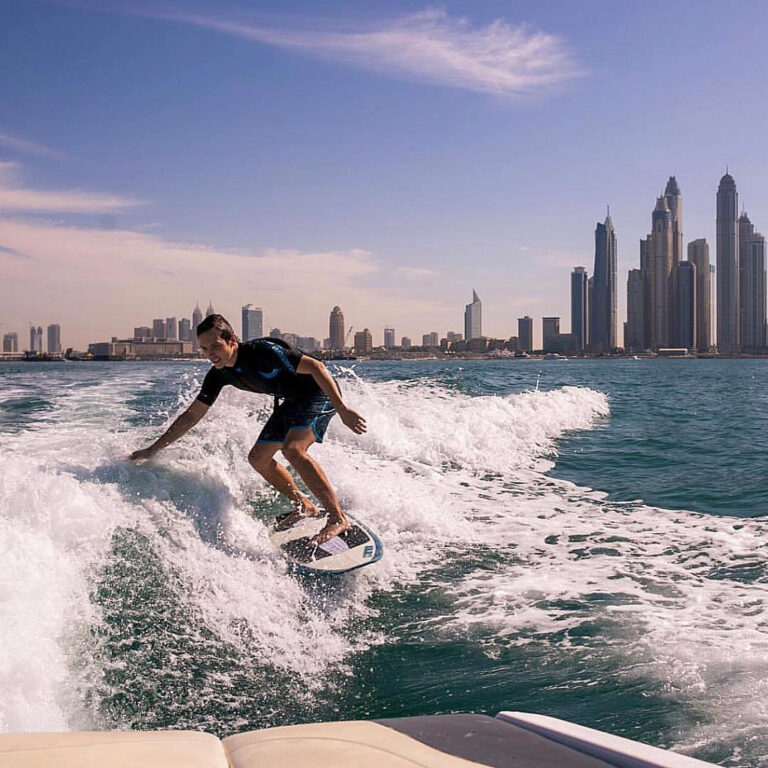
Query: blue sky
2 0 768 348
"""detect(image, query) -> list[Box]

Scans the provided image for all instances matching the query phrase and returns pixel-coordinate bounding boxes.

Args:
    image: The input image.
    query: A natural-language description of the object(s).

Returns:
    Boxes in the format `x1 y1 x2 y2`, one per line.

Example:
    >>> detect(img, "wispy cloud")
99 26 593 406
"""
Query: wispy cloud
0 216 445 346
397 266 438 277
0 161 141 214
0 243 32 259
0 132 66 160
166 7 582 96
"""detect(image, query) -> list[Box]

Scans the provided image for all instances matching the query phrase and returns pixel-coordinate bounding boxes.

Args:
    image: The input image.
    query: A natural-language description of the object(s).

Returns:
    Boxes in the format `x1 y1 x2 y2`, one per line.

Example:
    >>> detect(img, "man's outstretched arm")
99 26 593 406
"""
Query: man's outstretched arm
130 399 210 460
296 356 366 435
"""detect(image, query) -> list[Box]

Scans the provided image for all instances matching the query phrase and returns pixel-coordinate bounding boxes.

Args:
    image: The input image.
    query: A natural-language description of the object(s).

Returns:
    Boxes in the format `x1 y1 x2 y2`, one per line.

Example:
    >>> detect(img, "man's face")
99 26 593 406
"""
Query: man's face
198 328 237 368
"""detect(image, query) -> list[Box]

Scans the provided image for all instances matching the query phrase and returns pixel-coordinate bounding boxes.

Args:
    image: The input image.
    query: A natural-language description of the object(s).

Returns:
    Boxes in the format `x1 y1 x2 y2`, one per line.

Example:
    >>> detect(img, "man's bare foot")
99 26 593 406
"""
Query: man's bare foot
312 517 351 545
274 500 321 531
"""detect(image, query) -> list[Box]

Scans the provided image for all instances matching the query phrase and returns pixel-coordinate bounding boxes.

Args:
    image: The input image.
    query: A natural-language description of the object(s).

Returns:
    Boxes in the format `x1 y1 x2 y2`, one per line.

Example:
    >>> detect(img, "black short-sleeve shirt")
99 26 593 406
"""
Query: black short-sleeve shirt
195 338 320 407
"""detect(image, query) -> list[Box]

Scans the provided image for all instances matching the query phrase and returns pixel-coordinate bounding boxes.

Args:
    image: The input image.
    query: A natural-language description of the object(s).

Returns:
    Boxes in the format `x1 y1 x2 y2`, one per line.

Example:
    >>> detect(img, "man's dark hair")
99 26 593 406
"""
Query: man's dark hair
197 314 235 341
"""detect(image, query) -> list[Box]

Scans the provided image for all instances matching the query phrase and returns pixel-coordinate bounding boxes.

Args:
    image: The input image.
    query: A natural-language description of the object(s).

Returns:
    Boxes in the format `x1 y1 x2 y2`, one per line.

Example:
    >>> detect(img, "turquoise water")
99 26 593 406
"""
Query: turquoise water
2 359 767 765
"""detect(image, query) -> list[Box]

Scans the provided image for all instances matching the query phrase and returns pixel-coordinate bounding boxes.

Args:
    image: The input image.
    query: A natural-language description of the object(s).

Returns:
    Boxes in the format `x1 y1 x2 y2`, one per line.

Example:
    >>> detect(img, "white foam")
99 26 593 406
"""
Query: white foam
12 361 764 758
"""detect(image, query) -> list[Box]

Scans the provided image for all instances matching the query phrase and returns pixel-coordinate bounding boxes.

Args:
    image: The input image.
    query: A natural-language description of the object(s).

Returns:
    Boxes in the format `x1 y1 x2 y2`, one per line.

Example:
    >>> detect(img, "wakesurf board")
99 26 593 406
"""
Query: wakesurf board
268 510 383 574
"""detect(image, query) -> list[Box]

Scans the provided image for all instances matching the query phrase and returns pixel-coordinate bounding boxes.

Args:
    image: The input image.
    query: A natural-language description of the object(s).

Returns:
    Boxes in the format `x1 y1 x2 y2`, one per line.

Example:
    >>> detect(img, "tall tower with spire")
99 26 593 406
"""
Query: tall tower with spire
464 290 482 340
205 300 215 317
192 301 203 352
590 210 617 351
650 195 674 348
716 172 739 353
664 176 683 264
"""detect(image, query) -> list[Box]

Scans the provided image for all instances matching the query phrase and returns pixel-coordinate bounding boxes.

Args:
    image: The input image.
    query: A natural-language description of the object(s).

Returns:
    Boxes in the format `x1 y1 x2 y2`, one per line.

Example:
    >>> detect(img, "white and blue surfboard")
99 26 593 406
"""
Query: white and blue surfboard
268 511 383 574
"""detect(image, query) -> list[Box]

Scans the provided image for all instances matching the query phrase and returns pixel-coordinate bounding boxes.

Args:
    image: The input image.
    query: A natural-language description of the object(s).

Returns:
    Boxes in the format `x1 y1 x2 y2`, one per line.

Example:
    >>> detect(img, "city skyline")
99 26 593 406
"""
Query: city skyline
3 2 768 349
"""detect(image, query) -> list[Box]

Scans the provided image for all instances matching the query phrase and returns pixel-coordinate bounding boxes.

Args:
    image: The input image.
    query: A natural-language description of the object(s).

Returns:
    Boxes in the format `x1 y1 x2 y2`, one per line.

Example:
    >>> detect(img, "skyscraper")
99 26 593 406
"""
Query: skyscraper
571 267 588 351
3 332 18 353
354 328 372 354
242 304 263 341
676 261 697 349
625 269 645 352
179 318 192 342
518 316 533 352
738 212 766 353
166 317 178 340
688 239 712 352
665 176 683 264
152 319 167 339
47 324 61 354
329 306 345 351
590 211 617 352
205 300 215 316
542 317 560 352
649 196 674 348
192 302 203 352
717 172 739 353
464 290 482 340
384 327 395 348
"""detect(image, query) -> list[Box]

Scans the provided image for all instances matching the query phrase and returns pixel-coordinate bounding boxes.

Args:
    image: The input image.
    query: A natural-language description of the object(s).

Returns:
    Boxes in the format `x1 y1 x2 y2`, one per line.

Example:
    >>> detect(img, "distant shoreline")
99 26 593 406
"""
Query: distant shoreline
3 354 768 364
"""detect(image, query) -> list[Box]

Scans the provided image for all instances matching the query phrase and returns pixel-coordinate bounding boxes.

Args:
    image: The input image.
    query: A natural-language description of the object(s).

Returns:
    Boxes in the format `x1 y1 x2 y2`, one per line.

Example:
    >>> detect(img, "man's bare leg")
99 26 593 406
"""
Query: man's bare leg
281 428 350 544
248 442 319 527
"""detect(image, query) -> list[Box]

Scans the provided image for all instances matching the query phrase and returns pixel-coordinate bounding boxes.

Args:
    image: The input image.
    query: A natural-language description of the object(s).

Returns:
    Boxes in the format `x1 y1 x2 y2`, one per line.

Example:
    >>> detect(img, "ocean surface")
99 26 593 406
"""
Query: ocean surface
2 358 768 765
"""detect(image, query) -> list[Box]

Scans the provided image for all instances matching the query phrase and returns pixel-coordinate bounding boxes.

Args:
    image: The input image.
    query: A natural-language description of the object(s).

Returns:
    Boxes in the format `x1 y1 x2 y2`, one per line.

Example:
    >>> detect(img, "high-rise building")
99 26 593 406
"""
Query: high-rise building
542 317 560 352
665 176 684 264
3 332 18 353
717 172 739 353
354 328 372 354
590 211 617 352
270 328 283 338
329 306 345 351
649 196 674 349
242 304 263 341
205 300 215 317
384 327 396 348
738 212 766 353
625 269 645 352
165 317 178 340
28 326 43 353
178 318 192 342
518 316 533 352
676 261 697 349
464 290 482 340
688 239 712 352
422 332 439 347
571 267 588 351
710 265 717 343
192 302 203 352
401 337 411 350
297 336 320 353
134 326 151 340
639 236 652 350
152 319 167 339
47 324 61 354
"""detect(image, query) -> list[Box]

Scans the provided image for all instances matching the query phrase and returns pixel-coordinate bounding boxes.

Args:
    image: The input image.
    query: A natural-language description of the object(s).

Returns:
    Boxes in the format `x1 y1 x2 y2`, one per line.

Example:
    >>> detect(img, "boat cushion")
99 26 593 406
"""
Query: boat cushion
224 720 497 768
0 730 229 768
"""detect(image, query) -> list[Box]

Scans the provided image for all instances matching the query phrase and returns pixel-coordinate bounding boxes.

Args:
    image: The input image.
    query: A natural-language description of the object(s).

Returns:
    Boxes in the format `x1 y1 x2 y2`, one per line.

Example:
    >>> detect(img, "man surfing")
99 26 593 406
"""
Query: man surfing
130 314 366 544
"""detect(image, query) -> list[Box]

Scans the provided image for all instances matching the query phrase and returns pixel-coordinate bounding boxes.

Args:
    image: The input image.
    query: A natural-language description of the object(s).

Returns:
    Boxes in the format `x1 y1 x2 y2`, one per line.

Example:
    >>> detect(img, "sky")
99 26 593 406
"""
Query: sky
2 0 768 349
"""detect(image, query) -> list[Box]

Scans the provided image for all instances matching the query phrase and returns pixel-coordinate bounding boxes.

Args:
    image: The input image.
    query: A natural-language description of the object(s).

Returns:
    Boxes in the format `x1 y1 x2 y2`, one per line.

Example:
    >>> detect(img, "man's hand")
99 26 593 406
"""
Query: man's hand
130 447 156 461
338 406 367 435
